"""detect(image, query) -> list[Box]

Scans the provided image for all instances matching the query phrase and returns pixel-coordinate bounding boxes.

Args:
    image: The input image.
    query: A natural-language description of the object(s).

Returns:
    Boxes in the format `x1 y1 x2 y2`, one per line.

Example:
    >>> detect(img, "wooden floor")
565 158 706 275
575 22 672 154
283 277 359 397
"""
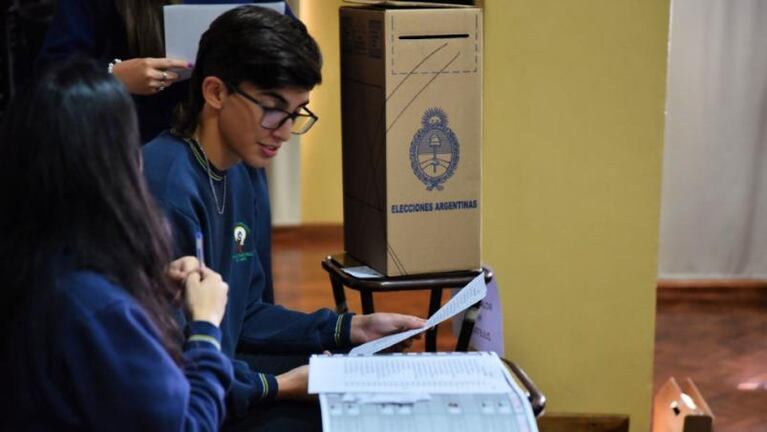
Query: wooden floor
273 225 767 431
654 293 767 431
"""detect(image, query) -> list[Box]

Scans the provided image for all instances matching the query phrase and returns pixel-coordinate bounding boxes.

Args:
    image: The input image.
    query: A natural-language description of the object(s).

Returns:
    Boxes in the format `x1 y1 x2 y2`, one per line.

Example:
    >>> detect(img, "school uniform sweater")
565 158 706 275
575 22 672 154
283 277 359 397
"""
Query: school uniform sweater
2 269 232 431
142 132 353 417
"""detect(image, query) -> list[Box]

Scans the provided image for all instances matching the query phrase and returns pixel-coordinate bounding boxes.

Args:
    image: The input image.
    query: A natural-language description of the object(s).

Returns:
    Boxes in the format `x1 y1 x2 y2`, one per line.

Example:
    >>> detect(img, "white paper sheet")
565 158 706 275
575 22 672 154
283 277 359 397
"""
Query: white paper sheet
341 392 432 404
423 273 486 326
341 265 384 279
348 273 487 355
309 352 511 394
163 3 286 80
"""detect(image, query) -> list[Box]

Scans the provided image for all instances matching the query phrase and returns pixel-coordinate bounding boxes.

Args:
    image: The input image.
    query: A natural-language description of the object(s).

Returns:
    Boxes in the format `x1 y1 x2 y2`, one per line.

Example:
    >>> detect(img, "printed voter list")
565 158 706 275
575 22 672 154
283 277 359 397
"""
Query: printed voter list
349 273 487 356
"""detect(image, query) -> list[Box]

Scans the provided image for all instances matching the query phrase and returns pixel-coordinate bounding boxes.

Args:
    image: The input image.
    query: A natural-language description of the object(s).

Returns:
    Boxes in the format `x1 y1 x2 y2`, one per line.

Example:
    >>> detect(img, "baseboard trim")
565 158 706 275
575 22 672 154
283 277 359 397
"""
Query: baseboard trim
273 223 342 233
537 413 629 432
657 279 767 304
273 224 343 244
658 279 767 289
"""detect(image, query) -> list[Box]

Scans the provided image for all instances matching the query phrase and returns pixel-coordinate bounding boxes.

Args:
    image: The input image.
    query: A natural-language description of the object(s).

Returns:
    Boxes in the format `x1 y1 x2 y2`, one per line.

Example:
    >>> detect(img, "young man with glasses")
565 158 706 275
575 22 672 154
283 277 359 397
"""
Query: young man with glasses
142 5 425 429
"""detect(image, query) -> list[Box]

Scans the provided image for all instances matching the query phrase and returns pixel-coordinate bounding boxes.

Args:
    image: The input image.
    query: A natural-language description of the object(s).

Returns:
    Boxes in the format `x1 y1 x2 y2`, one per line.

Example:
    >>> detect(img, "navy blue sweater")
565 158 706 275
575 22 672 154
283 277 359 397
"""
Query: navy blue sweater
2 270 233 431
37 0 294 143
142 132 353 417
37 0 282 304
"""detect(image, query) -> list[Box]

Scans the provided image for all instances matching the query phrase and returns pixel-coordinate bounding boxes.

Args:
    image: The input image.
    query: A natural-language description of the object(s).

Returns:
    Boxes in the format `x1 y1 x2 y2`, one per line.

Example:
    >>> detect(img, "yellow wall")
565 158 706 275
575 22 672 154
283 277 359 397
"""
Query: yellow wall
302 1 669 430
484 1 668 431
300 0 345 223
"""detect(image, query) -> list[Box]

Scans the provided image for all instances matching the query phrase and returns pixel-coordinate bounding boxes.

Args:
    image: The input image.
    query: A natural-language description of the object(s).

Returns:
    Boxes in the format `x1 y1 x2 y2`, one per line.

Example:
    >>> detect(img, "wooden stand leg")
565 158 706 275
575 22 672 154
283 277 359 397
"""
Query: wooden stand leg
456 301 481 351
425 288 443 352
360 291 375 314
329 275 348 314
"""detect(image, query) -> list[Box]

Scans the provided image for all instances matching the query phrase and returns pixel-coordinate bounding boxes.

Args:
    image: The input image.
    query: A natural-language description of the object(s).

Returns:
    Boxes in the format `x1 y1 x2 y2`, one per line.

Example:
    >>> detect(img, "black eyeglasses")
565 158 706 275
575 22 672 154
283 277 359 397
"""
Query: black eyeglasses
226 83 318 135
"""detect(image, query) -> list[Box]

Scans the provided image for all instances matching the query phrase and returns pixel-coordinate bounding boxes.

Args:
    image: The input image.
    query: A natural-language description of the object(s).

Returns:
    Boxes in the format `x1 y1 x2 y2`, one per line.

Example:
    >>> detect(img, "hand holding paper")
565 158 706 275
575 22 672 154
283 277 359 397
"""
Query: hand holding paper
349 273 487 355
350 313 427 349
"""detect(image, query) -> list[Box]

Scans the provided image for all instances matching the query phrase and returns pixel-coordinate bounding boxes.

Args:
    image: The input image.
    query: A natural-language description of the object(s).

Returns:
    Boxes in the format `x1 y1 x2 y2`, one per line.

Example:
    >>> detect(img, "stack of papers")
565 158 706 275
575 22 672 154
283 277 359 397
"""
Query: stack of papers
308 276 539 431
310 352 539 432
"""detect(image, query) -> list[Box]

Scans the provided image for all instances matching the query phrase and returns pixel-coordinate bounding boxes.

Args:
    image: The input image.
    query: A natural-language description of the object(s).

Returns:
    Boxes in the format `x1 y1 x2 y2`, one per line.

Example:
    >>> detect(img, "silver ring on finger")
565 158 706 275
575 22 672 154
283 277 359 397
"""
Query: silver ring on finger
158 84 166 92
161 71 168 81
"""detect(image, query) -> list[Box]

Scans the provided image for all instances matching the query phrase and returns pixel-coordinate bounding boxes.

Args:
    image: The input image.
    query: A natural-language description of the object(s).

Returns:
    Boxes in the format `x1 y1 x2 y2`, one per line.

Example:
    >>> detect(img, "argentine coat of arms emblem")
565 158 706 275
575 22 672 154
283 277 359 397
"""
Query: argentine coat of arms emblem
409 108 460 191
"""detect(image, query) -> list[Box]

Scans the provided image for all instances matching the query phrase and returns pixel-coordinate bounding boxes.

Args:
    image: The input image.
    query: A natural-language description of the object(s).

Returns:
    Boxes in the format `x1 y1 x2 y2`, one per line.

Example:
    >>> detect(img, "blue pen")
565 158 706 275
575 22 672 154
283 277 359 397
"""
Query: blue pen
195 231 205 269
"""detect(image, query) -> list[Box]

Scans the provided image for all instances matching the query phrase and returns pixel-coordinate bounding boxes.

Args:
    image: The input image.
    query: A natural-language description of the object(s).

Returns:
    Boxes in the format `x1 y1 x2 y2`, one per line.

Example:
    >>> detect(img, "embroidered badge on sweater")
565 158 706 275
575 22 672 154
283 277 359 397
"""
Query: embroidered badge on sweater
232 222 254 262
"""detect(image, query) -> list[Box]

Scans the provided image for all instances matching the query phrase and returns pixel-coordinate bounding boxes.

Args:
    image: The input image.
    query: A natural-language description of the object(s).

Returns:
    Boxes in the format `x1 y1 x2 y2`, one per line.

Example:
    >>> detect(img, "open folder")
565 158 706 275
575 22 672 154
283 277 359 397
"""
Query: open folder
308 275 538 431
309 352 539 432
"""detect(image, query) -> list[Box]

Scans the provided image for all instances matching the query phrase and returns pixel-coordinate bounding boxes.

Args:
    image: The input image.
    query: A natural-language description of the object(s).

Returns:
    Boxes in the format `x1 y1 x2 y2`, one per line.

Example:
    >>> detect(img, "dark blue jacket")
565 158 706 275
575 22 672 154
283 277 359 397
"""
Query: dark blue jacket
142 132 353 417
2 269 232 431
36 0 295 143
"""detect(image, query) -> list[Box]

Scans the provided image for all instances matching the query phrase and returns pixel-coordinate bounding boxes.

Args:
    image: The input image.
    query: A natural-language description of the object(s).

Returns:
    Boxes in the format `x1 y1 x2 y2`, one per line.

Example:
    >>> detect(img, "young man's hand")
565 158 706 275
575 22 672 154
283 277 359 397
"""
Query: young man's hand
350 313 427 350
276 365 313 401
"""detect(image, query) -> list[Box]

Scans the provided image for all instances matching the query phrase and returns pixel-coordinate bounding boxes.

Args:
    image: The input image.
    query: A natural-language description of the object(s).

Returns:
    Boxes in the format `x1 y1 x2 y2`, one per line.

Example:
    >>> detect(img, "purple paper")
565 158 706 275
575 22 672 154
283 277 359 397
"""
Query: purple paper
470 273 505 356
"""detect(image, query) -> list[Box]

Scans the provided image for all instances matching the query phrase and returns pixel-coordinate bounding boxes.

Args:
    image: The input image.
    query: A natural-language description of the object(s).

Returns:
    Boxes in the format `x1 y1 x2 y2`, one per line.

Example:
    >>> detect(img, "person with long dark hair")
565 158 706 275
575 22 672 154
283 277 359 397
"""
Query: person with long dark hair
0 57 233 430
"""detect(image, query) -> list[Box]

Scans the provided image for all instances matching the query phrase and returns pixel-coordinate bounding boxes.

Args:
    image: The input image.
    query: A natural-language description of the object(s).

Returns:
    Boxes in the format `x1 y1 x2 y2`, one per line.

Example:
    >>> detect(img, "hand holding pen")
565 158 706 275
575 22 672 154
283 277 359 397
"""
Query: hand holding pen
167 256 203 284
184 267 228 326
166 232 229 326
195 231 205 270
166 231 206 283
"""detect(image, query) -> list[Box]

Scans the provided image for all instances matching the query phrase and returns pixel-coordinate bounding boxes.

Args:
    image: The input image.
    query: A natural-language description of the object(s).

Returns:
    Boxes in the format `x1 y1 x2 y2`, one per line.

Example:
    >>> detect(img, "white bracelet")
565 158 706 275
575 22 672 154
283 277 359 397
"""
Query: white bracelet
107 58 122 74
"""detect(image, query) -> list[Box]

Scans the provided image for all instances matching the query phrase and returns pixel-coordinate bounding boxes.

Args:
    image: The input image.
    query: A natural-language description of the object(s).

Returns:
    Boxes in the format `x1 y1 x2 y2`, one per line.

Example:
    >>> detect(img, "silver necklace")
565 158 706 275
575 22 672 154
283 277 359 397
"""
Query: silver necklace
192 137 227 215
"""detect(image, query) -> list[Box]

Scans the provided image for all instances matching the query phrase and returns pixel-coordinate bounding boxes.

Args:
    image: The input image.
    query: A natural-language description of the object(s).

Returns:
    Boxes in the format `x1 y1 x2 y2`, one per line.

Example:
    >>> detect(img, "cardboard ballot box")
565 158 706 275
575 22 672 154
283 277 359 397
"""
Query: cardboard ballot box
340 3 482 276
653 377 714 432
